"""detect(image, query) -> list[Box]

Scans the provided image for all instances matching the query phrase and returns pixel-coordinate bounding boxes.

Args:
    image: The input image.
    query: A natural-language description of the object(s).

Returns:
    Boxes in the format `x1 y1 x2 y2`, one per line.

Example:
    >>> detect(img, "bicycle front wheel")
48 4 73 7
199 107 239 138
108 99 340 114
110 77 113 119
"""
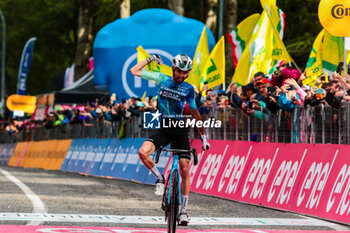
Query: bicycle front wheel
167 170 179 233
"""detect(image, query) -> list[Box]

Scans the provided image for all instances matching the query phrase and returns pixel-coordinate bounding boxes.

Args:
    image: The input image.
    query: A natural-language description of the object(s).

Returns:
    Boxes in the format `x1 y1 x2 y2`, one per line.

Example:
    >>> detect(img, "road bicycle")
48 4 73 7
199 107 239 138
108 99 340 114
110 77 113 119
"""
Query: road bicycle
155 146 198 233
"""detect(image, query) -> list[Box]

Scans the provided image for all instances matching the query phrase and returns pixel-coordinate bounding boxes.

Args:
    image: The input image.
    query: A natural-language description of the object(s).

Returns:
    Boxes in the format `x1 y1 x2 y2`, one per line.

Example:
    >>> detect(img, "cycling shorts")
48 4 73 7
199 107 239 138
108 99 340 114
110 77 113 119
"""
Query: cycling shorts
145 127 191 160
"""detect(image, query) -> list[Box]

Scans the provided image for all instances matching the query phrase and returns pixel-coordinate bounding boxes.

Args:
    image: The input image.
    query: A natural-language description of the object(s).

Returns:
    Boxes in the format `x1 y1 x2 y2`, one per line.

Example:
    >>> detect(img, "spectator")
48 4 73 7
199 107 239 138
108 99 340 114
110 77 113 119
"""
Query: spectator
271 61 301 88
278 82 301 112
285 78 307 105
5 120 18 135
227 81 242 109
256 78 280 115
303 85 324 107
241 82 256 112
127 97 141 117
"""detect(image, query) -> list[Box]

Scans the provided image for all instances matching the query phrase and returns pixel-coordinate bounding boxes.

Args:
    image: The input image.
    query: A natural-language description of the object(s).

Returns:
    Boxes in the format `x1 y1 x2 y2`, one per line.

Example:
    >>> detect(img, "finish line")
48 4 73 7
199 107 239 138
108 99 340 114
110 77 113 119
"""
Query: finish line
0 213 343 227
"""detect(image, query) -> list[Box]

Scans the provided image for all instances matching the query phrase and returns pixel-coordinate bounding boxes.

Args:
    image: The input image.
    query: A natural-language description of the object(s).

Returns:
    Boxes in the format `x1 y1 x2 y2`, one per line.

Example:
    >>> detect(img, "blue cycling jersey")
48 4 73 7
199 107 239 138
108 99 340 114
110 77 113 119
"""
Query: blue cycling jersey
141 70 196 118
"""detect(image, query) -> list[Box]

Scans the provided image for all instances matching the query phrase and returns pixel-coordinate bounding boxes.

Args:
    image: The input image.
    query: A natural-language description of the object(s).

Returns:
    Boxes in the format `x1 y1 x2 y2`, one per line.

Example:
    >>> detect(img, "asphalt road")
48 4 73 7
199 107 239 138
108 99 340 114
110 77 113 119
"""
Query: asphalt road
0 165 349 232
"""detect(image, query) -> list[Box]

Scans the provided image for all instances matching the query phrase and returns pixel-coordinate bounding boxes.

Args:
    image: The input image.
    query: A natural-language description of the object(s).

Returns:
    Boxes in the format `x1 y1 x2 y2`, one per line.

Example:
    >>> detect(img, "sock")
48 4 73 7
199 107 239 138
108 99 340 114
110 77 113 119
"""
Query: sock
180 195 189 214
151 166 163 181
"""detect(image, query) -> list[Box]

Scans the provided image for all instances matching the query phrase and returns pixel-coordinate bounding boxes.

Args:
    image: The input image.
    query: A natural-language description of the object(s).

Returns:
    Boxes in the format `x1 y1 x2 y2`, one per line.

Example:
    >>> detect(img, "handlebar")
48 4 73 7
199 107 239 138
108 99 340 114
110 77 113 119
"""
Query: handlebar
155 146 198 166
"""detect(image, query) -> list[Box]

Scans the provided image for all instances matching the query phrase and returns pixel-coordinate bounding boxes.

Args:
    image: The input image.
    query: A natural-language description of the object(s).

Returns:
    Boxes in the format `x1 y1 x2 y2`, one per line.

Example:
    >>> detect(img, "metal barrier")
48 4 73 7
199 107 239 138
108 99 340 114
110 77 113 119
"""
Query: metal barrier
2 102 350 144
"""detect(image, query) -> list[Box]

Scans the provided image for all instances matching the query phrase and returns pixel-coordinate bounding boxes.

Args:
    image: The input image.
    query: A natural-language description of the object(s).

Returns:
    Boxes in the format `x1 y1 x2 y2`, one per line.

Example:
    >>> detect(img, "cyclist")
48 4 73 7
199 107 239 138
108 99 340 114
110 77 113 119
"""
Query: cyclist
130 54 210 226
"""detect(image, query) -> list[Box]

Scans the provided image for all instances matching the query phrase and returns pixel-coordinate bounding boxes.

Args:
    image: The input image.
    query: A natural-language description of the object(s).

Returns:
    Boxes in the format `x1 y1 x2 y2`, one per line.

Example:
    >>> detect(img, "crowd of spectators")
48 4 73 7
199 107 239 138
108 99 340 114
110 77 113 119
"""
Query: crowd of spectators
0 93 159 139
225 62 350 118
2 61 350 143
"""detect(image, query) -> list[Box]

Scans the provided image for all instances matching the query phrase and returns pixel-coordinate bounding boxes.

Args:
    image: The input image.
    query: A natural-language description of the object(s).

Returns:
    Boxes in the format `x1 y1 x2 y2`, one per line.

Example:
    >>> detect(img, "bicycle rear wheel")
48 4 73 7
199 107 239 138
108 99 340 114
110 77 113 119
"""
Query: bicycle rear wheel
167 170 179 233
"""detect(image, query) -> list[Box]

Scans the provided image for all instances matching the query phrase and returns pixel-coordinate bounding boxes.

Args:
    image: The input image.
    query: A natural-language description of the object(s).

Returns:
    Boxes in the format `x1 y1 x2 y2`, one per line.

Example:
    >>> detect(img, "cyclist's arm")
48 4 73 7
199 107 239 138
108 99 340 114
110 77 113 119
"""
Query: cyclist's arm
190 108 205 135
130 59 148 77
130 60 162 85
187 87 205 135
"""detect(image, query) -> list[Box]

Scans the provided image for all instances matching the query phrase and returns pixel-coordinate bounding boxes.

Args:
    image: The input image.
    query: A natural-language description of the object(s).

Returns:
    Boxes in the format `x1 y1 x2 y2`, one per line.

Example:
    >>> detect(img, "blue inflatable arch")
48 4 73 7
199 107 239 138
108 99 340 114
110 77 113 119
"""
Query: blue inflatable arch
93 8 216 99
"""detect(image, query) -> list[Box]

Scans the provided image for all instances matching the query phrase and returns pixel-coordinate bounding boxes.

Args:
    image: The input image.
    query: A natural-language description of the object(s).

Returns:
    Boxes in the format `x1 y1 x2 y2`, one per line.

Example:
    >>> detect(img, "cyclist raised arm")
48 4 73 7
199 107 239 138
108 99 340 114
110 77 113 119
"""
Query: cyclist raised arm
130 53 210 226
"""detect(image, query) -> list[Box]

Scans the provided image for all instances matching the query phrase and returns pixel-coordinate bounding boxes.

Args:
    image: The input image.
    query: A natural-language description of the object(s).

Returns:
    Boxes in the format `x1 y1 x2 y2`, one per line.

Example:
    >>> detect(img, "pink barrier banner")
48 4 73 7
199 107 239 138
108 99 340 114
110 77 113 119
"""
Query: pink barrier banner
0 225 345 233
191 140 255 201
288 144 350 224
189 140 350 225
260 143 309 209
232 142 280 205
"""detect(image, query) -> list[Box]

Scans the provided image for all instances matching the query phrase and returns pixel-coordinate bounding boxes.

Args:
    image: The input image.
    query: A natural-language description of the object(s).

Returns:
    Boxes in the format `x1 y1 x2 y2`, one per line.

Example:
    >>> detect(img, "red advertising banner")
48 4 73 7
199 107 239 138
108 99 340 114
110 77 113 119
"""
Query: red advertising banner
189 140 350 225
190 140 255 200
262 143 309 209
233 142 280 205
289 144 350 224
324 145 350 224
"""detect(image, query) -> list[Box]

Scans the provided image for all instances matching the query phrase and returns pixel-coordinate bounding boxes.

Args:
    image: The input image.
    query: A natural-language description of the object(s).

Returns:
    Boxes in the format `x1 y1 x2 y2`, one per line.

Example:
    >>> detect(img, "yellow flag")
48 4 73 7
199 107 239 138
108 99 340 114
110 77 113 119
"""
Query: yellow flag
232 1 293 86
304 29 350 86
227 13 260 68
136 46 173 76
141 91 147 101
200 36 225 92
322 30 344 75
232 11 273 85
186 27 209 91
304 30 324 86
262 0 294 63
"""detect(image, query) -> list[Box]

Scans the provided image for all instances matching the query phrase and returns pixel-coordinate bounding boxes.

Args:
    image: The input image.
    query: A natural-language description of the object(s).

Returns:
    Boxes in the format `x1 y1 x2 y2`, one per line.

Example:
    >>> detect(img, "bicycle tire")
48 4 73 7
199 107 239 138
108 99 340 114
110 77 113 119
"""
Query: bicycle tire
167 170 179 233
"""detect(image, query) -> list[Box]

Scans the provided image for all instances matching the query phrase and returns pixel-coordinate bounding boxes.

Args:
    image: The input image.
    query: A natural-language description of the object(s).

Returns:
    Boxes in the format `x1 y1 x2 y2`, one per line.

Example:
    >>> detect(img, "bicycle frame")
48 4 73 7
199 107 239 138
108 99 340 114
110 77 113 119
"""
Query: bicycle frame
167 154 182 206
155 146 197 227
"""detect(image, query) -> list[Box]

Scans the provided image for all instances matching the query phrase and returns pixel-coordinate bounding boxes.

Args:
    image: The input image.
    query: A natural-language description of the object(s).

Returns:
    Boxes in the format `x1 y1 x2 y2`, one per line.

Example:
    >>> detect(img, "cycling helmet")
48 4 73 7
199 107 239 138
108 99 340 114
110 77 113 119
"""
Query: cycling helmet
172 54 193 72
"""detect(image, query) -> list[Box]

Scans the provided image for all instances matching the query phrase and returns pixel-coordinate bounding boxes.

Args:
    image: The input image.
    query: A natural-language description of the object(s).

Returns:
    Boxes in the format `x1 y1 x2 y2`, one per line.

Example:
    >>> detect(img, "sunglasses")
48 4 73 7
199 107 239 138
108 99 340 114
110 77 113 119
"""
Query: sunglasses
175 67 189 74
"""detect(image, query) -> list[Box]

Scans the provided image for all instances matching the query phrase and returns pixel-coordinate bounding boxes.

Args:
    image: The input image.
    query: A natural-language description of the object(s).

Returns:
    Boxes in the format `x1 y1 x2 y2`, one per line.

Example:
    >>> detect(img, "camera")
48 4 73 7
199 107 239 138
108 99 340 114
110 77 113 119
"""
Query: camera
274 69 282 76
267 86 276 93
248 101 253 109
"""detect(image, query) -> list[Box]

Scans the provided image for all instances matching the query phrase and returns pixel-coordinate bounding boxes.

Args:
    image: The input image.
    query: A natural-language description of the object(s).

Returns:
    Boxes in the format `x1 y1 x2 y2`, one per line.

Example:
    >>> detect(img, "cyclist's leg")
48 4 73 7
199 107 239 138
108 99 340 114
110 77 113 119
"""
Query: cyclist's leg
139 130 171 196
138 141 156 170
139 129 171 170
179 158 190 195
178 158 190 225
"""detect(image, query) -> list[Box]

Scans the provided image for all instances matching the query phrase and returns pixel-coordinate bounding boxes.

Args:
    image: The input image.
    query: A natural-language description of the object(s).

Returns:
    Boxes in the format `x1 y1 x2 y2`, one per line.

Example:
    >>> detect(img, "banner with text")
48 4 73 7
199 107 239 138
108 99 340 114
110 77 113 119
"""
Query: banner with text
189 140 350 225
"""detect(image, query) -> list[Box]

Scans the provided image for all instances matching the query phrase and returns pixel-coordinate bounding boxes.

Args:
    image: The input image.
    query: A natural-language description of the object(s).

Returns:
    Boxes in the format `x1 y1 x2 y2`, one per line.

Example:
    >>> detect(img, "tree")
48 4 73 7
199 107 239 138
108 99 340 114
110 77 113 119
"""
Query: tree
168 0 184 16
119 0 130 18
206 0 218 35
74 0 93 81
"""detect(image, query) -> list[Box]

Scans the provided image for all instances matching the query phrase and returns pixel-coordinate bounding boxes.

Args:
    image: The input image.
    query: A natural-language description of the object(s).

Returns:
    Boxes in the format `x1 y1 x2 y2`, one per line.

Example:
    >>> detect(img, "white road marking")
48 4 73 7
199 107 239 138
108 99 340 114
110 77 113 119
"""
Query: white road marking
301 215 350 231
0 213 347 229
0 169 47 225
